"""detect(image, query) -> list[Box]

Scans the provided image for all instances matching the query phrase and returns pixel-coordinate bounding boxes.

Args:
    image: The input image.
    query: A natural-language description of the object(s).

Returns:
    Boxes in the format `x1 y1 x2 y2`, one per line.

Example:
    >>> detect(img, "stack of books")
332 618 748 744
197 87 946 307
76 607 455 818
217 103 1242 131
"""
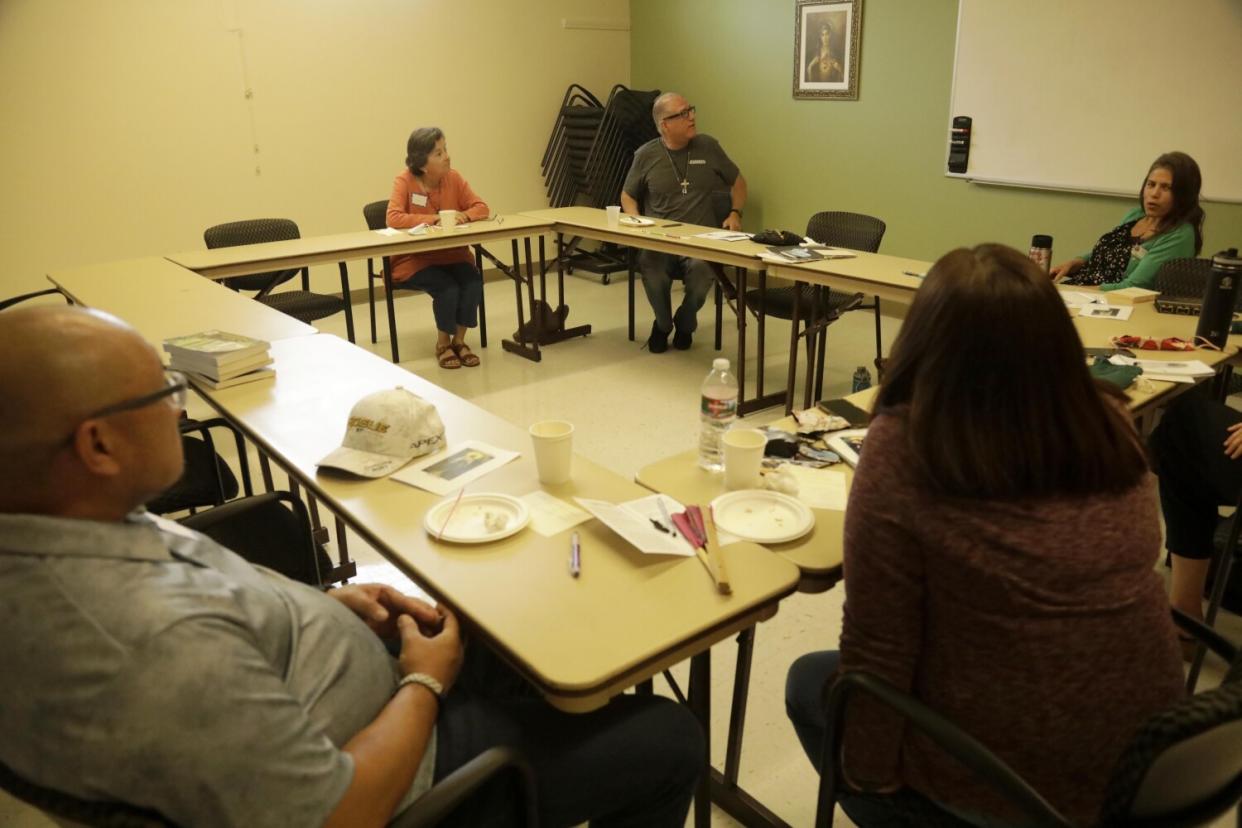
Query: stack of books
163 330 275 390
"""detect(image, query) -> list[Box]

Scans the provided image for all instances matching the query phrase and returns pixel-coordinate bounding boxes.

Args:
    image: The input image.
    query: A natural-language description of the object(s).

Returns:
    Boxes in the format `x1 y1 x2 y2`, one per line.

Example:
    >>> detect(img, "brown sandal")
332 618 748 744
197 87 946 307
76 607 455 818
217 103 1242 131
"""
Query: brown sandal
452 342 481 367
436 343 461 369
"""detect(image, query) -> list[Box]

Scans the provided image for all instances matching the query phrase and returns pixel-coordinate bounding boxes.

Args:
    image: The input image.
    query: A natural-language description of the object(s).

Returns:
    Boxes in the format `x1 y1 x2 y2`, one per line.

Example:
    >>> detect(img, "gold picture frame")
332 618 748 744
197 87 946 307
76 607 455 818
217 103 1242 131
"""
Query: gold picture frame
793 0 863 100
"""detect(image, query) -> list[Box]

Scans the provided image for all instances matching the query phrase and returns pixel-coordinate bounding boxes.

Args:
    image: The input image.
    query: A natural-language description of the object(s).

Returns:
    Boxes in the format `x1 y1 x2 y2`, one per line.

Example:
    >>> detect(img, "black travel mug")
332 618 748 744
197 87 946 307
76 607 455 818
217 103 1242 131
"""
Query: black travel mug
1029 235 1053 275
1195 248 1242 348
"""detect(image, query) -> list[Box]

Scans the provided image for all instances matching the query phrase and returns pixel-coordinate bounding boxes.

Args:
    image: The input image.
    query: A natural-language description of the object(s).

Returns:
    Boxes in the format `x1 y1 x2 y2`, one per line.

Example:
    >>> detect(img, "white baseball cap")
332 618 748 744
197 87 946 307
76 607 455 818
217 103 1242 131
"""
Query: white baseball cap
317 387 445 477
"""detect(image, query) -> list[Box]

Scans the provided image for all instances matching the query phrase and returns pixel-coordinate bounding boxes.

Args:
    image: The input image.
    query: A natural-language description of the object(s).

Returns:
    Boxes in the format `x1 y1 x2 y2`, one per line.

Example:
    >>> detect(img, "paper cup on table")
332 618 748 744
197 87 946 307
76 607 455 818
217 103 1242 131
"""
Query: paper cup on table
723 428 767 491
439 210 457 231
529 420 574 484
605 205 621 228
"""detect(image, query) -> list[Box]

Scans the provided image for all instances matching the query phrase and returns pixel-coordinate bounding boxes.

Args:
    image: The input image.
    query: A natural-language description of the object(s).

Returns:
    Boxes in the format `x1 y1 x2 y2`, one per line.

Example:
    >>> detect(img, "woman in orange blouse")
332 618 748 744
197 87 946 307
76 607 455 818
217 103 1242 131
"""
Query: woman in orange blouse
386 127 490 368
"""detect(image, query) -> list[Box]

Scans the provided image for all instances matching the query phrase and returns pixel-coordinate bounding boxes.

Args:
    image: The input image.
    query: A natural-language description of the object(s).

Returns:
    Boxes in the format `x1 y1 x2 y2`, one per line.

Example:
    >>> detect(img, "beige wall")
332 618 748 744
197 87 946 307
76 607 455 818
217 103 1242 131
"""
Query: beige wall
0 0 631 297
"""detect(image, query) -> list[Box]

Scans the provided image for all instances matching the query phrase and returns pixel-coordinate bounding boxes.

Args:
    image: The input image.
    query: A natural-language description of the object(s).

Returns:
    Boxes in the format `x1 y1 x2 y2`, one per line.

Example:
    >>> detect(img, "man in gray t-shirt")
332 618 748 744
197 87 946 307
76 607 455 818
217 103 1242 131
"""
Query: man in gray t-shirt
0 306 701 827
622 90 748 352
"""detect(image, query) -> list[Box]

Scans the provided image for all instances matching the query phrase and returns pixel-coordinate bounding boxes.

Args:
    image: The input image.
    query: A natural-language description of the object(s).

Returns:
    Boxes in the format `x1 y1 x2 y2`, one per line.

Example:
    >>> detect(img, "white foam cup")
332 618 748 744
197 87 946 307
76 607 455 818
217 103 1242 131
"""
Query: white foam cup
529 420 574 484
723 428 767 490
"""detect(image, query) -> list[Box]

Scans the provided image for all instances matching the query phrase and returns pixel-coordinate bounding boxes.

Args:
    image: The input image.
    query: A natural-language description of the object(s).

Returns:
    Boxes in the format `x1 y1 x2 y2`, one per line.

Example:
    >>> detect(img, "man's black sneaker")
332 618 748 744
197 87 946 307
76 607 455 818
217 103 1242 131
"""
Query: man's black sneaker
647 321 669 353
673 326 693 350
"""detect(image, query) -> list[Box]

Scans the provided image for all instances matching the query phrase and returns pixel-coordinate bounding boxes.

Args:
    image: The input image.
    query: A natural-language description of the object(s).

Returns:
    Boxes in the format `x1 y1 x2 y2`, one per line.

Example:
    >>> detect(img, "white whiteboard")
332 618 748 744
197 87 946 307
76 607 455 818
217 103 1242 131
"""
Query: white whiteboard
949 0 1242 204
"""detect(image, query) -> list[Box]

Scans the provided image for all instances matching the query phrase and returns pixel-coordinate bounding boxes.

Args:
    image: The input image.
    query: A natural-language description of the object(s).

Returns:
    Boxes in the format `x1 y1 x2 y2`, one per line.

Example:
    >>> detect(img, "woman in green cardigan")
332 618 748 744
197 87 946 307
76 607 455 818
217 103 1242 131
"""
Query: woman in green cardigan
1051 151 1204 290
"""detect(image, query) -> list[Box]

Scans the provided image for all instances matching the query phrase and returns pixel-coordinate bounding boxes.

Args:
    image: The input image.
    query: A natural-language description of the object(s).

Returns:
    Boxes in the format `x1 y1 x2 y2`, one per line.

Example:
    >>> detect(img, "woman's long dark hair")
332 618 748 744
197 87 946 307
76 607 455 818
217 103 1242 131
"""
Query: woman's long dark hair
1144 151 1204 255
874 244 1148 499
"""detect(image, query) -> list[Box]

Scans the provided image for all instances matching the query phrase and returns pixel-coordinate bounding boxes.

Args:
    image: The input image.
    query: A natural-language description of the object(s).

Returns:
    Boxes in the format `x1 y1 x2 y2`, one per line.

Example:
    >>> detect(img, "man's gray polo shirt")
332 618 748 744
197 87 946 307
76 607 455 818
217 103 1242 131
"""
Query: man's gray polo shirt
622 133 739 227
0 510 434 827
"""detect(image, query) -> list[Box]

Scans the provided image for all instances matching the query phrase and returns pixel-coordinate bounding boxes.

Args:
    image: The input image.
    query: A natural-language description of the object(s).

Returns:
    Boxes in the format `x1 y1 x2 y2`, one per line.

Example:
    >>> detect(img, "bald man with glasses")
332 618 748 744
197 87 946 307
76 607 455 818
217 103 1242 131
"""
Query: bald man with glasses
0 305 701 827
622 91 748 353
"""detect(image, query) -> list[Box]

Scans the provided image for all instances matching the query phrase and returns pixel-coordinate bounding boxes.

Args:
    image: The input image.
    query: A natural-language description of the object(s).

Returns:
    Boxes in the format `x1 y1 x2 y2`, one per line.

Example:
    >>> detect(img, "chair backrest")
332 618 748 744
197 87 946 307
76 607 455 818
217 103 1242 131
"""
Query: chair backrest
1152 257 1213 298
203 218 302 294
805 211 886 253
0 757 172 828
363 200 388 231
180 491 328 586
145 424 241 515
1100 677 1242 825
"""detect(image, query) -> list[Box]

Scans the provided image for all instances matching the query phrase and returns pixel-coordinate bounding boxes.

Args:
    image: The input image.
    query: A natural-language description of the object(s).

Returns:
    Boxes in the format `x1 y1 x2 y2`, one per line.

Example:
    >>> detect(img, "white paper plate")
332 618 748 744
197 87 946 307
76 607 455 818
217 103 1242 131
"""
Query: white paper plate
619 215 655 227
424 493 530 544
710 490 814 544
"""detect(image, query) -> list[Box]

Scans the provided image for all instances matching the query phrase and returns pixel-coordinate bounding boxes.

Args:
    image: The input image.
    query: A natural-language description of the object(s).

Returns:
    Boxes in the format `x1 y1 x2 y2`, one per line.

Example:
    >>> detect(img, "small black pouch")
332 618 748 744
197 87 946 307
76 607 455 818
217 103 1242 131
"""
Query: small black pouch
751 229 804 247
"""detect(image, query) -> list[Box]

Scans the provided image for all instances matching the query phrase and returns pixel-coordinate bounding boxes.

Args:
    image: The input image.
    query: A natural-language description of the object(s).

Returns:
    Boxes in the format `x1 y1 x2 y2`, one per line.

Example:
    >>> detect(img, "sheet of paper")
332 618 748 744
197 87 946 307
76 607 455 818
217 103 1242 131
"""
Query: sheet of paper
519 490 591 537
784 466 848 511
390 440 519 495
619 493 744 548
374 227 403 236
1078 304 1133 321
406 224 429 235
1109 356 1215 377
575 497 695 556
1059 291 1106 307
756 250 855 264
1139 373 1198 384
695 230 751 242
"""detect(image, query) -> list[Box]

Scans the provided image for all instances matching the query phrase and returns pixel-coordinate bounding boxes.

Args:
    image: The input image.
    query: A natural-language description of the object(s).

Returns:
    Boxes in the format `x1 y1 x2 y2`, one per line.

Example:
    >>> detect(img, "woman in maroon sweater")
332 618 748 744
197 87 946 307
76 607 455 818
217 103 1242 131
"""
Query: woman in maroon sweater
785 244 1184 826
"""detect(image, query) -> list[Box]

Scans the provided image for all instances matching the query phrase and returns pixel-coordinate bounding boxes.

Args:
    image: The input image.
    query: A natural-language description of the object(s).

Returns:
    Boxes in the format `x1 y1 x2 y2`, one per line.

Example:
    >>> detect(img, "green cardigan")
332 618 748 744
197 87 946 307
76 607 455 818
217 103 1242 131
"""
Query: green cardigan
1080 206 1196 292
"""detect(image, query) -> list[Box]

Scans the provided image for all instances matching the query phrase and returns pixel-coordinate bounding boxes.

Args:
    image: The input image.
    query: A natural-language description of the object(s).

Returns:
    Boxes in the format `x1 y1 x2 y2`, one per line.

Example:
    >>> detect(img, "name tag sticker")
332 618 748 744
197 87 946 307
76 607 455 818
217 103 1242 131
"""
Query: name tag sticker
411 193 428 207
1132 246 1148 260
688 159 707 165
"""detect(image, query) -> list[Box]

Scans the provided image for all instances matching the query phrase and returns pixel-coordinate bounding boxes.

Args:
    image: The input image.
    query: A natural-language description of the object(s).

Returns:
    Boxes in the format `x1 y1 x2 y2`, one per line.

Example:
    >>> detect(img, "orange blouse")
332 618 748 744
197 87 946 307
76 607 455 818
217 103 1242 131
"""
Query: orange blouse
385 168 489 283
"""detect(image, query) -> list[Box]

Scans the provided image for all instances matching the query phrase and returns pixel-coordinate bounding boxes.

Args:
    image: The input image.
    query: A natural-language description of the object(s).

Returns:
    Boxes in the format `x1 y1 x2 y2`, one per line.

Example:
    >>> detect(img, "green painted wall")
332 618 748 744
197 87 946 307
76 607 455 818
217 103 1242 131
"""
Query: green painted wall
630 0 1241 265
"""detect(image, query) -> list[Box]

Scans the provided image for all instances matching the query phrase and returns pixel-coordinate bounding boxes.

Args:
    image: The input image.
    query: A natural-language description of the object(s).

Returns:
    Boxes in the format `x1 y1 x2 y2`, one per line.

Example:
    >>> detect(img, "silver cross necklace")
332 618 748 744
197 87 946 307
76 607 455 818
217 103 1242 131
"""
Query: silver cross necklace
663 146 690 195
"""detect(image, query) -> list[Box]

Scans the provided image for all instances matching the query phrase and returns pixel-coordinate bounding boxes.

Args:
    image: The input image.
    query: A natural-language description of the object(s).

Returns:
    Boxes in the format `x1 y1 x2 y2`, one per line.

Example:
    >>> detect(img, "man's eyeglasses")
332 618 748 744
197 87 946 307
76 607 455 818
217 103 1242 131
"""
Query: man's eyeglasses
82 370 188 423
661 106 696 123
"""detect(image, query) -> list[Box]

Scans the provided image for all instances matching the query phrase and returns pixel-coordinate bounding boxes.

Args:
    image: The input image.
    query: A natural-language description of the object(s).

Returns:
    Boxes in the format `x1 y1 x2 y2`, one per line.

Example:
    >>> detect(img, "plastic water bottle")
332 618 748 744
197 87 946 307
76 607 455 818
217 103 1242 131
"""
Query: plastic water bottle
851 366 872 392
698 358 738 471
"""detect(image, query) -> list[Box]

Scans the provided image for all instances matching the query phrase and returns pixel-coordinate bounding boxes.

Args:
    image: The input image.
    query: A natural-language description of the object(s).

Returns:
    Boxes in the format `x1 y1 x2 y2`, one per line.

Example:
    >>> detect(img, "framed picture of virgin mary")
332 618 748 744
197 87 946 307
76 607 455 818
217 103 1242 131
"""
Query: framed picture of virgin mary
794 0 863 100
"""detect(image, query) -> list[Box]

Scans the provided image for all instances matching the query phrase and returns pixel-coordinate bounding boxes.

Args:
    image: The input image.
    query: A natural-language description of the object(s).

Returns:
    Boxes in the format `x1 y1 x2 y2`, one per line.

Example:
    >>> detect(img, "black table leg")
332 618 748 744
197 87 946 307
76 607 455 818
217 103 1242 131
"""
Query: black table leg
689 651 712 828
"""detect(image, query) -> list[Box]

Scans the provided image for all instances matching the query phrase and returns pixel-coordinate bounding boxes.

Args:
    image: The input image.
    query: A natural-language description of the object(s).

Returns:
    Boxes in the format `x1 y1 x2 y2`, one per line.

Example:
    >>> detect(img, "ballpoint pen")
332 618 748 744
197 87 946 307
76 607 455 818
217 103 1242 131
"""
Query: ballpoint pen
570 531 581 578
657 498 680 540
903 270 926 278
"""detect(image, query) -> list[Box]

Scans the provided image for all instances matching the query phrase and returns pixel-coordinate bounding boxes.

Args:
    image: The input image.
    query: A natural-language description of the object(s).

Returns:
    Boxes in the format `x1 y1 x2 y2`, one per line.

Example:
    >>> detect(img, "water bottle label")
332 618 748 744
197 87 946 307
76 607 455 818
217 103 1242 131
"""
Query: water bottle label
701 395 737 420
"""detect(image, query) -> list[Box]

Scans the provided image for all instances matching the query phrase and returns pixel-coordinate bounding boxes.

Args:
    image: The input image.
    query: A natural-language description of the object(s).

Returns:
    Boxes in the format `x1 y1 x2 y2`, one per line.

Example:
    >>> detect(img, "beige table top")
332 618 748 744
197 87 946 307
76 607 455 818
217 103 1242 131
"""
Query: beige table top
767 254 928 305
167 213 555 280
768 251 1239 415
200 333 800 712
46 256 316 346
636 453 849 591
1074 300 1240 415
520 205 772 270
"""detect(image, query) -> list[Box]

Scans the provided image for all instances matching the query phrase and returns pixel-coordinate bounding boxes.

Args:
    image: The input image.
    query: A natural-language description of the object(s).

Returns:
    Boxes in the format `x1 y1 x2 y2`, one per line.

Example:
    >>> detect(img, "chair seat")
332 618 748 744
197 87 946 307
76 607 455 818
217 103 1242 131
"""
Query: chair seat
259 290 347 324
744 285 864 321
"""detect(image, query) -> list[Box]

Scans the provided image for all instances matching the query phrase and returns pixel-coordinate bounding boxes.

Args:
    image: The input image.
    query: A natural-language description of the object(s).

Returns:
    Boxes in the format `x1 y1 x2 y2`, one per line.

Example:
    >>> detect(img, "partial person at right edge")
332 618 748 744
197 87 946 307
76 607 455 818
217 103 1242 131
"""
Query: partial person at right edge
622 91 747 353
785 245 1184 827
1051 151 1204 291
1149 387 1242 649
